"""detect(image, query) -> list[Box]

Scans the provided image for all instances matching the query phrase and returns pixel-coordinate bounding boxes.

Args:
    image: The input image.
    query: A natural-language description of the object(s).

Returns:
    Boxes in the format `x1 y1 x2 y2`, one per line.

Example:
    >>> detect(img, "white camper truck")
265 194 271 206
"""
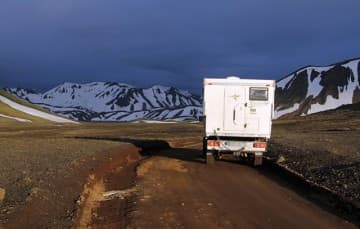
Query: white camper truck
203 77 275 165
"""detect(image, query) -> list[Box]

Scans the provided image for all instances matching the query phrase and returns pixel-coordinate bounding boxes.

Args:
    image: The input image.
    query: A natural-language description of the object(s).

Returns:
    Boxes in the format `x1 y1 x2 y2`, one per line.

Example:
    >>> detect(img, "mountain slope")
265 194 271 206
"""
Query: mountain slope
0 88 77 124
9 57 358 121
7 83 202 122
275 58 360 118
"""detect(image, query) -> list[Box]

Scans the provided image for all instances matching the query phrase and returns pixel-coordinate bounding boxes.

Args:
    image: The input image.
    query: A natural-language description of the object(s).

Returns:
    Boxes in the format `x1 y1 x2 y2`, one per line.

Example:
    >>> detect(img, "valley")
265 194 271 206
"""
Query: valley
1 1 359 228
0 58 359 227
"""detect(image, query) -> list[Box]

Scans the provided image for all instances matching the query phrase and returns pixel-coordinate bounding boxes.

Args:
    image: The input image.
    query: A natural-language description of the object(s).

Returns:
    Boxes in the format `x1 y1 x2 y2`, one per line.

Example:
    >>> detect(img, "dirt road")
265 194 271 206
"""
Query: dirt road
1 122 358 228
131 143 356 228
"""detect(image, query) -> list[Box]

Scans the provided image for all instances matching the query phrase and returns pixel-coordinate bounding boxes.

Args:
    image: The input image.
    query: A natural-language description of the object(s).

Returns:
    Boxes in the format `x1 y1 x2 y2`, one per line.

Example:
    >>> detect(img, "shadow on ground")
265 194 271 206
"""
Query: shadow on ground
71 136 204 164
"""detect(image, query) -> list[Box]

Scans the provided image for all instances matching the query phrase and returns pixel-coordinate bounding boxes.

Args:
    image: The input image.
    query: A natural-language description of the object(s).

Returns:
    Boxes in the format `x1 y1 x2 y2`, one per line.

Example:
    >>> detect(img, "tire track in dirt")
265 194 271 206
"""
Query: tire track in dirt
75 175 105 228
73 144 141 228
72 137 357 228
130 139 356 228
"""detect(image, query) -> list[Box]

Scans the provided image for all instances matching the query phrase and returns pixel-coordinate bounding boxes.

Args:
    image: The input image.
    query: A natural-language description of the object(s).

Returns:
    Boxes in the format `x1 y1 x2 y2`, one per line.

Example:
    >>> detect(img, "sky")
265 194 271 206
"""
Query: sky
0 0 359 94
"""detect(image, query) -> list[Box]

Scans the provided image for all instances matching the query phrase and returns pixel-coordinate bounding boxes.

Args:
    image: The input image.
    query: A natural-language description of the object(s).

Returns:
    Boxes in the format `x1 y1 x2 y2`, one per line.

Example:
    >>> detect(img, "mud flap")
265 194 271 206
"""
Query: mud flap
254 152 263 166
206 152 215 164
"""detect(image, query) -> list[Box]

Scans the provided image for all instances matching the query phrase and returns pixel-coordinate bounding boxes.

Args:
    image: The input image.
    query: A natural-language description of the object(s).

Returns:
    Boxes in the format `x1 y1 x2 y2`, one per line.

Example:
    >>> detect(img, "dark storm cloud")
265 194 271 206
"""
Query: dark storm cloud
0 0 359 93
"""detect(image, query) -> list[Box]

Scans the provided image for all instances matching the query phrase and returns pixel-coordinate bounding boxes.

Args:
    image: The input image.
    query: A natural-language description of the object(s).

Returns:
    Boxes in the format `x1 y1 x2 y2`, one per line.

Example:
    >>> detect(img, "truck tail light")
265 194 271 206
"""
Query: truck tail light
253 142 267 148
208 140 220 147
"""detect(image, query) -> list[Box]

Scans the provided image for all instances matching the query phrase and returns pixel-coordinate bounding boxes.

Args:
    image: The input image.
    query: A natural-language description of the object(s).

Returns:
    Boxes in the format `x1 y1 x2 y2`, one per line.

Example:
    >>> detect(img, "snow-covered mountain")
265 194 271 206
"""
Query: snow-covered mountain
7 82 202 121
275 58 360 118
7 57 359 121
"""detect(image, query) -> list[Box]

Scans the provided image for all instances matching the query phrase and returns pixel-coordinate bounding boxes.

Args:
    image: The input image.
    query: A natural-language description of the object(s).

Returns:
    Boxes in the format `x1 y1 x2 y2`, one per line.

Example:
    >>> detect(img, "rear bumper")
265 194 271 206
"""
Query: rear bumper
205 132 270 139
205 139 267 152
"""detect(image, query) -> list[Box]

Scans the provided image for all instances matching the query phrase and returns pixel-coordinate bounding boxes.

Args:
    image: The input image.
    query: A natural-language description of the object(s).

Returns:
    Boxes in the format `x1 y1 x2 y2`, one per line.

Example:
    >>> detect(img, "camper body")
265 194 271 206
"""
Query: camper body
203 77 276 165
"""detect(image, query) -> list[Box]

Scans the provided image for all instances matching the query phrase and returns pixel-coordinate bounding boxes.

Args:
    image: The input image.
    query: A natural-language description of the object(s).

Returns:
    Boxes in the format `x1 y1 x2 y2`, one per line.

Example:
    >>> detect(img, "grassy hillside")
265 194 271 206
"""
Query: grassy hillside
0 88 61 124
0 88 58 115
0 101 52 124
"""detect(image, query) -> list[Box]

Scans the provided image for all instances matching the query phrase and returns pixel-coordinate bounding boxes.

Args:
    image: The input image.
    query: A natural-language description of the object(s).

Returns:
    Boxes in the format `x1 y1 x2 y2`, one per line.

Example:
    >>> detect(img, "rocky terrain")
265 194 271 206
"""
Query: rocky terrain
269 103 360 203
0 120 357 228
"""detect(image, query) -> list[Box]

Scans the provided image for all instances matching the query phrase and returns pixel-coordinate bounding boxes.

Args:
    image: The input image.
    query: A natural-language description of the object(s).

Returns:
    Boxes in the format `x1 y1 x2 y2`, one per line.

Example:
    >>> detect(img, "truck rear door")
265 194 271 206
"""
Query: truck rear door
223 87 246 131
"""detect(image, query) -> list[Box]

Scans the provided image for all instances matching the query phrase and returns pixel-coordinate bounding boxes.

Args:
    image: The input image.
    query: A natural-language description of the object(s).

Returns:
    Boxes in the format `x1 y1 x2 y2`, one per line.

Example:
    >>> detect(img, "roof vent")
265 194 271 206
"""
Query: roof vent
226 76 240 80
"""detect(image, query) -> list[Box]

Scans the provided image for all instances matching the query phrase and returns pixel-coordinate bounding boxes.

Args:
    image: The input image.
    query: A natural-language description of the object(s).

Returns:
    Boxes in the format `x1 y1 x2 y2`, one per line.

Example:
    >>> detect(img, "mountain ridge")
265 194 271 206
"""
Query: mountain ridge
277 57 360 82
6 57 360 121
7 82 203 121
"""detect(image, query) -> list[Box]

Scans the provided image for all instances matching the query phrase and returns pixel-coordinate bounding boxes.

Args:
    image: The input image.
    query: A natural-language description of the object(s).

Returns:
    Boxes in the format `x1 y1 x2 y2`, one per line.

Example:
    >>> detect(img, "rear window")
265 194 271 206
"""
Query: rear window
249 87 268 101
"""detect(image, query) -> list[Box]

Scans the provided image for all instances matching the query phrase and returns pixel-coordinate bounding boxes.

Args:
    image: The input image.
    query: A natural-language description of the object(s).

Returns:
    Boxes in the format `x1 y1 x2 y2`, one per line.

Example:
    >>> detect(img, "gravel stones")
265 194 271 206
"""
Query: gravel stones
268 142 360 202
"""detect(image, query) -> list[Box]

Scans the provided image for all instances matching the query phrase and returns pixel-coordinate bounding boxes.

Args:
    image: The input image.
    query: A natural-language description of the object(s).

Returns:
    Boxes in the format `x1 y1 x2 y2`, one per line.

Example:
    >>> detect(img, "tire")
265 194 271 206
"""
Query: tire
214 152 222 161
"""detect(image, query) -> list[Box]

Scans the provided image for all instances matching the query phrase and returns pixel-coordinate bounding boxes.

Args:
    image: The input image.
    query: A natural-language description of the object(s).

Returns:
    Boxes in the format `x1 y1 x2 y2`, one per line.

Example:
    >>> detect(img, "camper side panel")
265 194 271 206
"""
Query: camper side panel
204 85 224 137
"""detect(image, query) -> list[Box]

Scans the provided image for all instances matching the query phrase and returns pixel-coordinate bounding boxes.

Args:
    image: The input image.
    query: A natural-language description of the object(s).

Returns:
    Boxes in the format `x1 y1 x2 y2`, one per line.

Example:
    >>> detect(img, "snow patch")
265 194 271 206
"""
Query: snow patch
309 65 333 73
309 95 342 114
142 120 177 124
277 74 293 89
306 71 323 97
278 65 334 91
274 103 300 119
308 60 359 114
0 114 32 122
0 95 78 123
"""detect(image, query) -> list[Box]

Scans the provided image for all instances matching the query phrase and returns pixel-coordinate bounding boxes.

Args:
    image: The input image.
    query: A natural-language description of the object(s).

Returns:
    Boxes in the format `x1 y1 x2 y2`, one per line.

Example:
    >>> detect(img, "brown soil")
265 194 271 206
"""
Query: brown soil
0 139 125 228
0 116 358 228
73 145 141 228
131 145 355 228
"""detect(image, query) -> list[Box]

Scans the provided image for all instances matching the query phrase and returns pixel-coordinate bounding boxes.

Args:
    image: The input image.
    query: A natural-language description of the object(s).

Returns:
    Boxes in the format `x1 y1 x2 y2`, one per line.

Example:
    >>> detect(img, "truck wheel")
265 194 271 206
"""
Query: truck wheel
214 152 222 161
206 152 215 164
